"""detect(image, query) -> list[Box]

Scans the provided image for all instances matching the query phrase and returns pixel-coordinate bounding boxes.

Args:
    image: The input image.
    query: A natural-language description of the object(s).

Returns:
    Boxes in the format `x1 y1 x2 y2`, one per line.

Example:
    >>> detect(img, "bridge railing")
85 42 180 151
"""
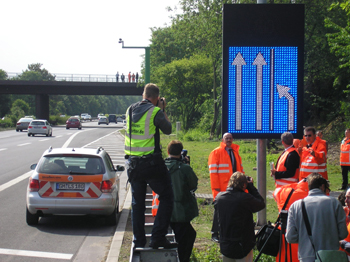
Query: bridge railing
7 72 139 83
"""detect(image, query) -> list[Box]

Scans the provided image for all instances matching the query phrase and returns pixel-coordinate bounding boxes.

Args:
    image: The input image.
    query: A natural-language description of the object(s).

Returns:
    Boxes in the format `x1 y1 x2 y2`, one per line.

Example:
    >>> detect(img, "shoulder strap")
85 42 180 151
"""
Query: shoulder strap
281 189 295 211
301 199 312 236
301 199 316 253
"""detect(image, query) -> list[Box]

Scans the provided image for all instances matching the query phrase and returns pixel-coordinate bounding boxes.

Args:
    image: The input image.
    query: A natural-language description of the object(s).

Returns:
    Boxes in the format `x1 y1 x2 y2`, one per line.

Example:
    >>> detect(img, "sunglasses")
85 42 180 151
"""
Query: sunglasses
304 134 313 137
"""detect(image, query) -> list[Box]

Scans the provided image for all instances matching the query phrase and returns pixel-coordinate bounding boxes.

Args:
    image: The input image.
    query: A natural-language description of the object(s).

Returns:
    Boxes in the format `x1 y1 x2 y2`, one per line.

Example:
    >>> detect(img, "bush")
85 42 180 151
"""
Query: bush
177 129 211 142
49 115 69 125
0 117 13 128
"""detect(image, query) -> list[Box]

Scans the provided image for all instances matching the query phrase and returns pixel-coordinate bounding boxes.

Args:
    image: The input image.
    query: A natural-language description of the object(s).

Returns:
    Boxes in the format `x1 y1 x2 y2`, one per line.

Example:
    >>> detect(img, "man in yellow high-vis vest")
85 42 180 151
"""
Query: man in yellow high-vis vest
125 83 177 250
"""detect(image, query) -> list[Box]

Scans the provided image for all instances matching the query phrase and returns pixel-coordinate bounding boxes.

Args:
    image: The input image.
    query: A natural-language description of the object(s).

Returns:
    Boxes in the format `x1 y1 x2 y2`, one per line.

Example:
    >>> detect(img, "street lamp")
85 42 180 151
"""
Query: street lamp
118 38 151 84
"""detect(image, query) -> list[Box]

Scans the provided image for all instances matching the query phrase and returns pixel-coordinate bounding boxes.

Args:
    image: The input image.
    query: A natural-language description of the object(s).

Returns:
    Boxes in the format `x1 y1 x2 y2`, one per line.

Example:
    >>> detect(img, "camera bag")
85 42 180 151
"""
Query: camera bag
255 188 294 257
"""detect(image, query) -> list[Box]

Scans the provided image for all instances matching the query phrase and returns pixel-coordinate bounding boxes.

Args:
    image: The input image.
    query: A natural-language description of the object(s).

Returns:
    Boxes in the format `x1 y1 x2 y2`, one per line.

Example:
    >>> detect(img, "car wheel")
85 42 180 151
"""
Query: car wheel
105 199 119 226
26 208 39 225
16 129 19 132
78 127 81 130
66 127 69 129
98 123 100 125
46 133 49 137
28 133 31 137
50 131 52 136
32 134 35 137
20 129 23 132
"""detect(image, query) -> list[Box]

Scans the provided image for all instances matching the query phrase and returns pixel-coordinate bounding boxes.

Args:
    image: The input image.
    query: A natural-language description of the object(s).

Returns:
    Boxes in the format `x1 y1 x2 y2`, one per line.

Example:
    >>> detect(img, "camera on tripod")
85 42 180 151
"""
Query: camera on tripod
181 149 190 165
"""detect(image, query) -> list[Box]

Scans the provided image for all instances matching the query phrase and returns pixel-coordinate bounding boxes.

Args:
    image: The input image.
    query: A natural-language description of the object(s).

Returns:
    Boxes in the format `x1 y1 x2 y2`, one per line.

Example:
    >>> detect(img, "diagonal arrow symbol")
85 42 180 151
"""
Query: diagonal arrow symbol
253 52 267 131
232 52 246 130
277 84 295 130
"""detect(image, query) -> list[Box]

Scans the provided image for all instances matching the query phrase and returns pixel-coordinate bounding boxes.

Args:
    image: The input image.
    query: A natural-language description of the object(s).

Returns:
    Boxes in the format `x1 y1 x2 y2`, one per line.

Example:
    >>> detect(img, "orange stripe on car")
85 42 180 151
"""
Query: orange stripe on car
39 174 103 182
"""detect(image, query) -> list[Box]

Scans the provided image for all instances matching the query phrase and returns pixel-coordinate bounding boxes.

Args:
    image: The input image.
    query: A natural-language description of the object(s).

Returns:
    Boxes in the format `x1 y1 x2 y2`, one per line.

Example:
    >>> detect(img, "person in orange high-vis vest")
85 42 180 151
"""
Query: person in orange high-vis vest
208 133 244 243
316 130 328 153
340 129 350 190
271 132 300 188
273 179 309 262
299 126 327 180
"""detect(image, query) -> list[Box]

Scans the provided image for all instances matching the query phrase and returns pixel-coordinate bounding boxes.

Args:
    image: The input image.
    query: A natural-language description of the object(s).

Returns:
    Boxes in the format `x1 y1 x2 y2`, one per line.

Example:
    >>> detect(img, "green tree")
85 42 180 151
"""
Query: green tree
0 69 11 117
155 54 212 130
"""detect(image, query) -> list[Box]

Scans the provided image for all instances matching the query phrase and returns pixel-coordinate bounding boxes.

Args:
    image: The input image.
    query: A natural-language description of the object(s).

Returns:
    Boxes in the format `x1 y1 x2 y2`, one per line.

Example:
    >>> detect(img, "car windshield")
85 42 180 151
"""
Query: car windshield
37 156 105 175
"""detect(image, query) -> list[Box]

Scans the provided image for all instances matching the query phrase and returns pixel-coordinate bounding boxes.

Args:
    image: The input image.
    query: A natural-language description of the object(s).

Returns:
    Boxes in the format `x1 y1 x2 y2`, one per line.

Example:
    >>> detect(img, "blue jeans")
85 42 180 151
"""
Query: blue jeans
130 169 174 247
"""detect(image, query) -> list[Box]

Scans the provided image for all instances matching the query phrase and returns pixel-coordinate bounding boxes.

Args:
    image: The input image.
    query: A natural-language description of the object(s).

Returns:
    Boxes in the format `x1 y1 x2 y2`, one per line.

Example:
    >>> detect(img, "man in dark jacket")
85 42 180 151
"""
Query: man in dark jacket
214 172 265 262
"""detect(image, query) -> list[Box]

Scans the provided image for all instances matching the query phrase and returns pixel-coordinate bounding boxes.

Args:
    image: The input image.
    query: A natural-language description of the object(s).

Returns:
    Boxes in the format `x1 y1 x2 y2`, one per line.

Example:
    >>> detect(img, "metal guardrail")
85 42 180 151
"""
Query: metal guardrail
7 72 139 83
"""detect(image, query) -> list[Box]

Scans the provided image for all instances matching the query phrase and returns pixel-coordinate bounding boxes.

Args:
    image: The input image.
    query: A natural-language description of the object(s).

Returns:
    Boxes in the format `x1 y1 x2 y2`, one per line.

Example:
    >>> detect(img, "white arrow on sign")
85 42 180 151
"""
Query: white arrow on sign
232 52 246 130
253 52 267 131
277 84 295 130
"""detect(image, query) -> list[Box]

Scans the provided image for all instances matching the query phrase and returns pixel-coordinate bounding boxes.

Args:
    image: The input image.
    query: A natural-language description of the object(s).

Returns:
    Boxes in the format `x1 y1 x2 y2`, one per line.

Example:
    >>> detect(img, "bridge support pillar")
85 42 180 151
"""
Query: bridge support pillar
35 94 49 120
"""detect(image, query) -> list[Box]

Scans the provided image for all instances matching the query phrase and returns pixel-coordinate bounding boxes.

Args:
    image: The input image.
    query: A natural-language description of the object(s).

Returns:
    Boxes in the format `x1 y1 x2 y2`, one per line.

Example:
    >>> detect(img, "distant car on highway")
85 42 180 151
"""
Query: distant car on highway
26 146 124 225
81 113 91 121
97 113 104 119
66 117 82 129
98 116 109 125
16 117 33 132
28 120 52 137
108 114 117 123
116 117 123 122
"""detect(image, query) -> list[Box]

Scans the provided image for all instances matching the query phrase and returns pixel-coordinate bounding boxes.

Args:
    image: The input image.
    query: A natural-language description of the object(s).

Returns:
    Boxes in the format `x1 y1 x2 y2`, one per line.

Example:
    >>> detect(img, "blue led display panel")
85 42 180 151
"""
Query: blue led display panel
229 46 298 133
222 4 304 139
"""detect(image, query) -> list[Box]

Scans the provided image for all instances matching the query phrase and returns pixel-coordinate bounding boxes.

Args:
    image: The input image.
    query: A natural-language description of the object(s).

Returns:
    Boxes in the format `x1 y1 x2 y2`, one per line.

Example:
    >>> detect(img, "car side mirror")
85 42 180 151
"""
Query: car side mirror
116 165 125 172
30 164 37 170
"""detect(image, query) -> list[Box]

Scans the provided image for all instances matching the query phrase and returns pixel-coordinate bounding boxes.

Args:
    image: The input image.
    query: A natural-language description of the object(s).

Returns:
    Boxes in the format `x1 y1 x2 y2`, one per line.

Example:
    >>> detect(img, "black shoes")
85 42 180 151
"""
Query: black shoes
149 239 178 249
211 232 220 243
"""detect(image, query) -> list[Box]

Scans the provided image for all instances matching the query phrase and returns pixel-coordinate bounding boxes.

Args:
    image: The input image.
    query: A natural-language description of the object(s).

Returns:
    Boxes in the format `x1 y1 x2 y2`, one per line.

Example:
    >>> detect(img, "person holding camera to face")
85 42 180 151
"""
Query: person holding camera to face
125 83 177 249
214 172 265 262
153 140 198 262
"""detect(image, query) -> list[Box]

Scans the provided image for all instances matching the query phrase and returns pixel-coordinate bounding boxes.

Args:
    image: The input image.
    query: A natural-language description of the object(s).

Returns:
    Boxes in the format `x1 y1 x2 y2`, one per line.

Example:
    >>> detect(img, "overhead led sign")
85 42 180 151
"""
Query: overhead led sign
223 4 304 139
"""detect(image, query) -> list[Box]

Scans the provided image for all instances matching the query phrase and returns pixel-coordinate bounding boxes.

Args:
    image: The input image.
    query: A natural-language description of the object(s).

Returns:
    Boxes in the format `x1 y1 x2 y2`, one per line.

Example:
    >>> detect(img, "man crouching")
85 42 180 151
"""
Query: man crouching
214 172 265 262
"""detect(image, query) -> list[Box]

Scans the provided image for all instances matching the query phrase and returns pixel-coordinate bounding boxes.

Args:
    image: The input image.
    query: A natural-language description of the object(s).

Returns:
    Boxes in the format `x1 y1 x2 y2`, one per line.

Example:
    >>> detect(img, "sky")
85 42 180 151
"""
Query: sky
0 0 181 78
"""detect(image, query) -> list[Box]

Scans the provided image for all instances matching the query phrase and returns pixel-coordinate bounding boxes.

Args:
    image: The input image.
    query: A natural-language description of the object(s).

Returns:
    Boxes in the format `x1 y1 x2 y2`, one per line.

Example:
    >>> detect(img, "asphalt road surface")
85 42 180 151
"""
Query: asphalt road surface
0 123 127 262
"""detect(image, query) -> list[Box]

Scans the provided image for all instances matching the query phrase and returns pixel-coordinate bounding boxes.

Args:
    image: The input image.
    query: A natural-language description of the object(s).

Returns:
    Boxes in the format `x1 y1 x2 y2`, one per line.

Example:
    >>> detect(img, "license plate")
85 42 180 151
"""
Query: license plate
56 183 85 191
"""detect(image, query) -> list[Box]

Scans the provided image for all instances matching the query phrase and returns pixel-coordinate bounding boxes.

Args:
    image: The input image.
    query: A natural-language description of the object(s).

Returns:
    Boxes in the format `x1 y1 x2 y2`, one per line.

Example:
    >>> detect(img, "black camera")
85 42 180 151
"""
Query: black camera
181 149 190 165
246 176 251 181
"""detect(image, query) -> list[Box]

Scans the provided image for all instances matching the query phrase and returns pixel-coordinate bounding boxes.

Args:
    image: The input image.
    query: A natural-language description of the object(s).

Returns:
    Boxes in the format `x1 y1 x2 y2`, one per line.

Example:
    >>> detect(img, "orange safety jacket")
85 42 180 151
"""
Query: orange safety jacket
299 138 327 180
340 137 350 166
274 147 299 188
273 180 309 262
208 142 244 200
152 191 159 217
340 222 350 256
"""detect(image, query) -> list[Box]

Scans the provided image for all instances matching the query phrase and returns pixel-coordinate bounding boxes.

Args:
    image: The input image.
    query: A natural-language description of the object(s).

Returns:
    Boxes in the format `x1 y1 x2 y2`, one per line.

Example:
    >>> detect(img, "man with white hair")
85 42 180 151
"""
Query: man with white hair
208 132 244 242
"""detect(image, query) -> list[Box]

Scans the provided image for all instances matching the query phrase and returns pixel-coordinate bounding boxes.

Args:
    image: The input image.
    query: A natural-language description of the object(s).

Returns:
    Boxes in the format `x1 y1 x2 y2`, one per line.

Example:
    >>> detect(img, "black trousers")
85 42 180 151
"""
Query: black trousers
342 166 350 188
170 222 196 262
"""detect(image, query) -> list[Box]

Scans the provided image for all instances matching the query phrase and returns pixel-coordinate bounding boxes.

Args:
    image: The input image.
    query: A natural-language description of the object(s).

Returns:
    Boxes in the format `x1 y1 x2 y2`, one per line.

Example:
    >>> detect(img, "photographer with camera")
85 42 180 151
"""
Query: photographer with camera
125 83 177 249
152 140 198 262
208 133 245 242
214 172 265 262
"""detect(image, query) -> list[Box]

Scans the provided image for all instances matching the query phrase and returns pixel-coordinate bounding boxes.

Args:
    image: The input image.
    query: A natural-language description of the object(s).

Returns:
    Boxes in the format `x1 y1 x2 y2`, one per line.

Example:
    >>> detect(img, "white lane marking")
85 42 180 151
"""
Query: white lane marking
0 148 7 152
0 171 32 193
56 135 63 138
39 139 50 142
82 131 118 148
0 248 73 260
17 143 31 147
62 129 92 148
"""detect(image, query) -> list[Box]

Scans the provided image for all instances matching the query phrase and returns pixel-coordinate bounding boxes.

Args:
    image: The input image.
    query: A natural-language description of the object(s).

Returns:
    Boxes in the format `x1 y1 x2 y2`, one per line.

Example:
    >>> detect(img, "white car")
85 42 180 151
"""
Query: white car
26 147 124 226
28 120 52 137
81 113 92 121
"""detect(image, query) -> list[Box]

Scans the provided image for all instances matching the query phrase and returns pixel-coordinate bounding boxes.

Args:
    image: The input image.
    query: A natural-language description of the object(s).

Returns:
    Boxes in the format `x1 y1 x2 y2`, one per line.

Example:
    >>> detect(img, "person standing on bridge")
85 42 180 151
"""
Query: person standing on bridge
125 83 177 249
132 73 135 82
136 72 139 83
128 72 131 83
121 73 125 82
116 72 119 82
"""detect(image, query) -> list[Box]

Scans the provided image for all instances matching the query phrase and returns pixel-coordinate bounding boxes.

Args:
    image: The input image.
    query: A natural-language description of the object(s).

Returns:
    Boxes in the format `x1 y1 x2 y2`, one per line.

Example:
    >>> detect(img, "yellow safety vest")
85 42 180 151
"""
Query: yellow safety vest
124 106 160 156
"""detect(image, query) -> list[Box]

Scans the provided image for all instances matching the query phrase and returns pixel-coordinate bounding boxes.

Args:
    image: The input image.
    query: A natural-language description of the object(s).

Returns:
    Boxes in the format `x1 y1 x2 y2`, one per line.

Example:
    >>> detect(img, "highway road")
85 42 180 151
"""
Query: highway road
0 122 127 262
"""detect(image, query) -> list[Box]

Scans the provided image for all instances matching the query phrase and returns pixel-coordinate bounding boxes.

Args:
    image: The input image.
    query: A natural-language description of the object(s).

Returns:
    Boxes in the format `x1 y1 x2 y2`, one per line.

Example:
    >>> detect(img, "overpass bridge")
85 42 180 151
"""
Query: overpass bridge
0 73 144 120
